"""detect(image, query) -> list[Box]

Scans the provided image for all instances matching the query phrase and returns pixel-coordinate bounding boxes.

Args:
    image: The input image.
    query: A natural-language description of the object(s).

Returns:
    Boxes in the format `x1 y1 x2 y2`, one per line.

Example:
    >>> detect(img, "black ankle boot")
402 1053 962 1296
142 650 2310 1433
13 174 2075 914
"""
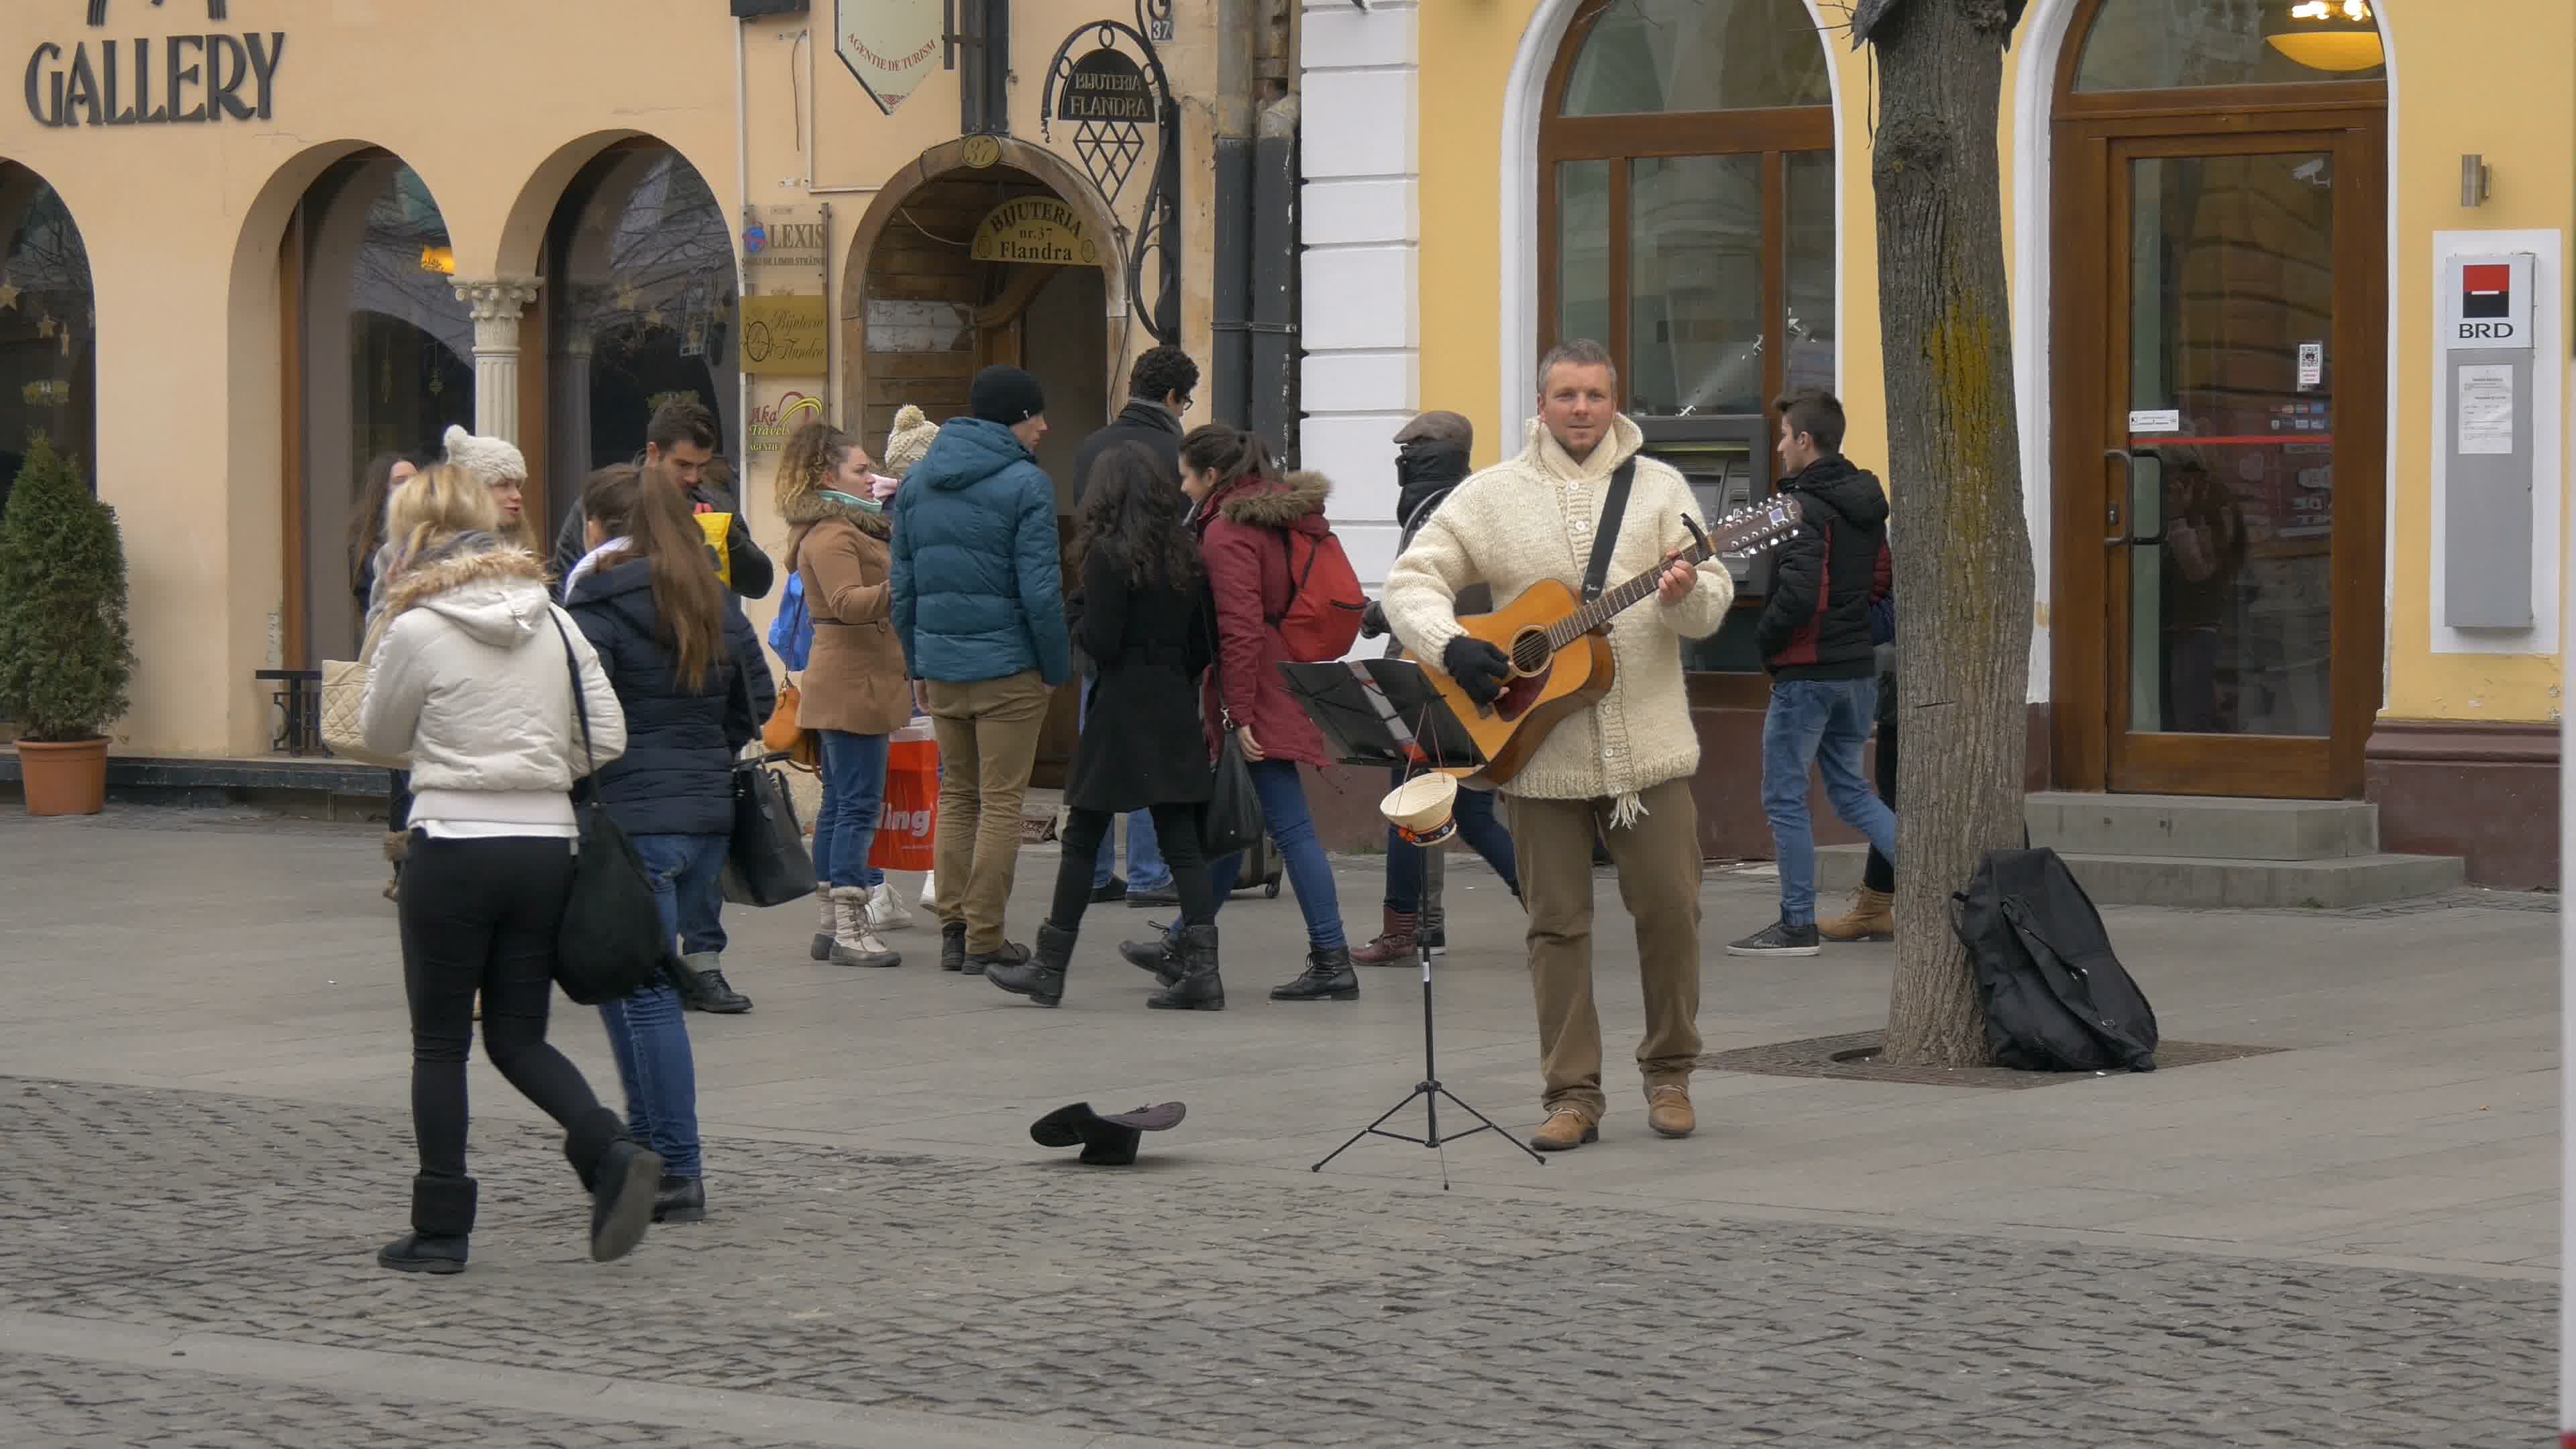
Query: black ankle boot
1146 924 1224 1011
989 922 1073 1007
1270 945 1359 1002
588 1139 662 1263
382 1175 476 1273
1119 926 1185 986
940 921 967 972
653 1175 706 1224
378 1232 469 1273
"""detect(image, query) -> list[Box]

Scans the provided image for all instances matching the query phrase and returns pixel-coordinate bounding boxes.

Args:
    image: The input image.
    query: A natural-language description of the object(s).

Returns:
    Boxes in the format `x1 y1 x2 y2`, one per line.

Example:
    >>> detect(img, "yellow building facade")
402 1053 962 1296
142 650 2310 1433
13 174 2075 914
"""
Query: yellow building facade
1 0 1249 788
1299 0 2571 883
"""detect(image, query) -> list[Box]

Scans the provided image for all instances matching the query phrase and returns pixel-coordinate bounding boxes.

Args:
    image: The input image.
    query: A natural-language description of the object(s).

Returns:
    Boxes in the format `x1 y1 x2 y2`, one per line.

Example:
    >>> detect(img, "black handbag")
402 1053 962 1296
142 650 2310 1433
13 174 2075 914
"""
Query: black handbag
1199 658 1265 859
720 757 817 906
546 613 667 1006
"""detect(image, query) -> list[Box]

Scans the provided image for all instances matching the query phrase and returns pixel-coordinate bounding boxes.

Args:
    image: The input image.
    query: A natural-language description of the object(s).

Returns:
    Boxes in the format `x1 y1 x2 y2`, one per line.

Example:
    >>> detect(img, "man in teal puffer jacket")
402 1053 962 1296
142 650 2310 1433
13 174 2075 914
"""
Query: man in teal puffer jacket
891 366 1073 976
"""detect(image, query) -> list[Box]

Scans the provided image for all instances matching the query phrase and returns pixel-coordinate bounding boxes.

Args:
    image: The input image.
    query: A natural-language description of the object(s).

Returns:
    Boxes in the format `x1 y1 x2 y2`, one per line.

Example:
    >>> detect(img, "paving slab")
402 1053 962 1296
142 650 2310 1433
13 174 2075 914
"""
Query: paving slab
0 806 2559 1446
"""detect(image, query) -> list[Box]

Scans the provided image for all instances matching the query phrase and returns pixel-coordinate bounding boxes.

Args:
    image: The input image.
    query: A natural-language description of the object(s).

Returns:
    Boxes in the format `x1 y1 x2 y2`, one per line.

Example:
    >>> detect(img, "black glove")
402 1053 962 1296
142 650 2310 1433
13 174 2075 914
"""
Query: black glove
1442 635 1511 707
1360 600 1389 639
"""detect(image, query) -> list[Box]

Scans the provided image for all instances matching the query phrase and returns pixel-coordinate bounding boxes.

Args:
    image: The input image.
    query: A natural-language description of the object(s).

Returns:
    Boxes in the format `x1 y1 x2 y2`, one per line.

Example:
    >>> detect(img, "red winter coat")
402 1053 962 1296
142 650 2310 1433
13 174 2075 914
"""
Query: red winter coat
1195 469 1334 769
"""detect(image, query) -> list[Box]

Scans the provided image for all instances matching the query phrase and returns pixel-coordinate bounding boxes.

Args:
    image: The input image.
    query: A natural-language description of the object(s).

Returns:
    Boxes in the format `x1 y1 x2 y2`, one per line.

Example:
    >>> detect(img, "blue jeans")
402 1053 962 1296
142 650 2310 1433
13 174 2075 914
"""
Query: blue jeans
1169 759 1345 951
632 830 729 957
812 729 890 890
1079 680 1171 892
1385 780 1517 912
603 832 720 1180
1762 677 1898 927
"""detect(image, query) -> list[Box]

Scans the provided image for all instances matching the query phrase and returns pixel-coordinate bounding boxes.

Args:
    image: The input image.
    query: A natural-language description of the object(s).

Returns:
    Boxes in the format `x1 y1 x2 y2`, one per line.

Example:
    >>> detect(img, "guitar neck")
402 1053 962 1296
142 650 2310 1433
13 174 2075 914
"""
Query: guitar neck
1546 543 1713 649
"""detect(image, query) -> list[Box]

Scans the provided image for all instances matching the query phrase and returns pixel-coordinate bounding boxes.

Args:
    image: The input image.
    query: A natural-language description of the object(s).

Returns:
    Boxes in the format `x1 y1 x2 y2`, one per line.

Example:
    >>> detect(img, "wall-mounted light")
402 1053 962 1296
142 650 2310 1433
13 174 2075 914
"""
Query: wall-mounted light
2263 0 2384 74
2461 155 2492 209
418 246 455 276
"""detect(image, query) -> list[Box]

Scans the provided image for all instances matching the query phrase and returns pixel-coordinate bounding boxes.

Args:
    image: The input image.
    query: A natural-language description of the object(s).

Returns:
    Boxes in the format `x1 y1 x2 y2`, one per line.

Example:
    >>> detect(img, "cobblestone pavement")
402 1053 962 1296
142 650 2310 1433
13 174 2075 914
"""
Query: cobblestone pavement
0 1075 2546 1447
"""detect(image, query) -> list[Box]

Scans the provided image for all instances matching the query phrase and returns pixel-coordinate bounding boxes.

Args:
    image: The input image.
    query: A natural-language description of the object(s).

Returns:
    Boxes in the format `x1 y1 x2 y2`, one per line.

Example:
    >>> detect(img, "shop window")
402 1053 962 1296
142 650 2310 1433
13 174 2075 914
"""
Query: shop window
2074 0 2384 91
542 146 738 543
0 168 97 515
291 154 474 665
1540 0 1834 672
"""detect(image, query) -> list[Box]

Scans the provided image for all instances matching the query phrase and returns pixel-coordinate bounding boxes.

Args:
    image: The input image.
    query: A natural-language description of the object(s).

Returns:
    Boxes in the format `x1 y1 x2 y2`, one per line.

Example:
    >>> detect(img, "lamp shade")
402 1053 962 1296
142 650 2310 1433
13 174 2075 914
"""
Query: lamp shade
2262 0 2383 74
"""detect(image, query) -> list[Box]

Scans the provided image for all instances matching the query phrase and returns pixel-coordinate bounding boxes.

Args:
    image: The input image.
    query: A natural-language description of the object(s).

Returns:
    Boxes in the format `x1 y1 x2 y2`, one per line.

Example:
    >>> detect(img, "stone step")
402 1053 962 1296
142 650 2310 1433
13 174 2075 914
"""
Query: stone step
2027 792 2380 861
1815 843 2464 910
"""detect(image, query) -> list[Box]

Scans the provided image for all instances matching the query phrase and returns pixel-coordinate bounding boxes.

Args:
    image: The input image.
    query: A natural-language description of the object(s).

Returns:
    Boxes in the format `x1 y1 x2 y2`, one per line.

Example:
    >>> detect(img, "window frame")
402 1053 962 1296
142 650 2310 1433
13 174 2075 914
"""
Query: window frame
1536 0 1833 422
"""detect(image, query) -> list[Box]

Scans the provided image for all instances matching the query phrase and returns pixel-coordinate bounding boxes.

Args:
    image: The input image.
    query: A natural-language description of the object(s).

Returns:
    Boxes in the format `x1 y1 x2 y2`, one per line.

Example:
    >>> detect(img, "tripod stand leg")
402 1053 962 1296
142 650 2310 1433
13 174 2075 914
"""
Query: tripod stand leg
1433 1087 1548 1166
1311 1086 1432 1172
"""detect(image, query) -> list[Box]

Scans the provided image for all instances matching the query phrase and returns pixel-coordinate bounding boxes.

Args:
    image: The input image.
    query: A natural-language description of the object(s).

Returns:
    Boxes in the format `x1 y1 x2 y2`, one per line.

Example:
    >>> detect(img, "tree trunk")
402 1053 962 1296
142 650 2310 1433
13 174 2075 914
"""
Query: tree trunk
1866 0 2034 1067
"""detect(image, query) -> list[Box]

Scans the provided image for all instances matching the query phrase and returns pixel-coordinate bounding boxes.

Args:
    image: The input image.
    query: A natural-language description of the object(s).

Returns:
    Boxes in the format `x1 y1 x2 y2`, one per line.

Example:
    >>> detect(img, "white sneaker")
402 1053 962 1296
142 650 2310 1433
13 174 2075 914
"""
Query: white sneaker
867 881 915 932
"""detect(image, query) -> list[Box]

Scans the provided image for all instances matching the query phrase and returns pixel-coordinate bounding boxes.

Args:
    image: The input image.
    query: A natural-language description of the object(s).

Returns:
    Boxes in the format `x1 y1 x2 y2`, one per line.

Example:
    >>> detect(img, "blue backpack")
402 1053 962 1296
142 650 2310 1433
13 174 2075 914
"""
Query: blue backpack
769 570 814 671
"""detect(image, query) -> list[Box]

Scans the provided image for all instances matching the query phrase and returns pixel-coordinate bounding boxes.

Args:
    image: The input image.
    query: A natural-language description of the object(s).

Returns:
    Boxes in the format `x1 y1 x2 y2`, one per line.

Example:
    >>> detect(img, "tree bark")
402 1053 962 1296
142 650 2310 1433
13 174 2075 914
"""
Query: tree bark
1865 0 2034 1067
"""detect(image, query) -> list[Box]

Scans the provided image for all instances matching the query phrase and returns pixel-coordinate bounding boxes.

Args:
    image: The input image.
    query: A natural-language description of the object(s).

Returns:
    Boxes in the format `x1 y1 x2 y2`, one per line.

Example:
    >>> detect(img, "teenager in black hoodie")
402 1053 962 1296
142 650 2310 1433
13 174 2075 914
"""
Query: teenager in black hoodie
1729 390 1897 958
1353 411 1521 967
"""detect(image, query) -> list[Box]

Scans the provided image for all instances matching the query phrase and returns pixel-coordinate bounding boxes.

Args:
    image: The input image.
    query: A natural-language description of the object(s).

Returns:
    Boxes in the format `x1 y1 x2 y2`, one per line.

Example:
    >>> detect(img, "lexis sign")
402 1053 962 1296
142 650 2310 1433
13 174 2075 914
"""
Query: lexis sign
24 1 284 129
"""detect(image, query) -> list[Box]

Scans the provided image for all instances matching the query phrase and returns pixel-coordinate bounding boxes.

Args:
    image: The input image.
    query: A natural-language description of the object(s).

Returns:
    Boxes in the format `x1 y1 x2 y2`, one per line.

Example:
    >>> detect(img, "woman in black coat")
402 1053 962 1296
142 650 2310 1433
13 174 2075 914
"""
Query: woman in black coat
987 443 1222 1011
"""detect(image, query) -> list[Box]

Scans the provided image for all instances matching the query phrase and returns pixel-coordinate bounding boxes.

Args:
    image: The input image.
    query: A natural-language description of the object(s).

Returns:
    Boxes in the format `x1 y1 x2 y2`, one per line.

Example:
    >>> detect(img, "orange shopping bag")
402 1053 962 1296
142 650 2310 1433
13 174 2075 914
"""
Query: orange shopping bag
870 721 939 871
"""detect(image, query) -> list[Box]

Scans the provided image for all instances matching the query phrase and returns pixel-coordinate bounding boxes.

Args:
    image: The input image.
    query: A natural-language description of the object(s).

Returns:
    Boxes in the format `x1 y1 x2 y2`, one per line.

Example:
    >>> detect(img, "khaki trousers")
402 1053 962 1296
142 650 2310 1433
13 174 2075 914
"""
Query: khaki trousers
924 671 1052 953
1508 775 1704 1121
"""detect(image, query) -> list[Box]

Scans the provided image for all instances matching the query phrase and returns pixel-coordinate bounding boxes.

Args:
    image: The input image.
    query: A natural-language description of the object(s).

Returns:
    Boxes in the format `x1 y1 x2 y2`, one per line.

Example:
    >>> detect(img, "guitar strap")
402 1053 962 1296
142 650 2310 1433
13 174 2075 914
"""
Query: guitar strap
1581 459 1640 603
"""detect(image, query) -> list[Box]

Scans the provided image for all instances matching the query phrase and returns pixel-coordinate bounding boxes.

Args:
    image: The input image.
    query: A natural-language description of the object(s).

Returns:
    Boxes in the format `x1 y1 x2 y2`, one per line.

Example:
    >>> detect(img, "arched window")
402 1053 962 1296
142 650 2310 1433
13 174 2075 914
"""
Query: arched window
1540 0 1834 420
290 153 474 663
0 166 97 513
542 145 737 544
2073 0 2384 93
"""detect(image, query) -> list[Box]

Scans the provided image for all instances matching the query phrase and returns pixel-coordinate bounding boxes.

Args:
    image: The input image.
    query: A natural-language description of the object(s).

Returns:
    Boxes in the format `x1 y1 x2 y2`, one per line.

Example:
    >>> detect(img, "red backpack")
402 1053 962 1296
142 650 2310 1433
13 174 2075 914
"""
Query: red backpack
1273 526 1368 662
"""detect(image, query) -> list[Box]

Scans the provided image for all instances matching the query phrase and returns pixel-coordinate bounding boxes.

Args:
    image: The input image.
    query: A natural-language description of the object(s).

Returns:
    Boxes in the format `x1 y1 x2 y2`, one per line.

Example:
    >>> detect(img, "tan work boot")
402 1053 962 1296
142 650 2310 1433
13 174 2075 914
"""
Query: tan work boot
1527 1108 1598 1152
1646 1084 1695 1139
1817 886 1894 943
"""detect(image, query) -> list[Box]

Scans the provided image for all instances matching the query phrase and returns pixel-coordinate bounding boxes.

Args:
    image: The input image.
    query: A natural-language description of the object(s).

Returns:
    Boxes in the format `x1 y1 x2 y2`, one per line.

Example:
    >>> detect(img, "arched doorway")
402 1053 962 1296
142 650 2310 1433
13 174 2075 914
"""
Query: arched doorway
1537 0 1835 672
0 164 97 514
847 148 1118 786
284 152 474 665
540 144 739 545
2049 0 2387 800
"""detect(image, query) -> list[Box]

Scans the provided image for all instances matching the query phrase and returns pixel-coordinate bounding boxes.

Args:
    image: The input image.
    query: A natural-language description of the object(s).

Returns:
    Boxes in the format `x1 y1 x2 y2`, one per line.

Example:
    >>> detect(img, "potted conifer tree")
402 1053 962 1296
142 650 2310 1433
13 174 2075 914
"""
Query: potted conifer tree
0 433 134 816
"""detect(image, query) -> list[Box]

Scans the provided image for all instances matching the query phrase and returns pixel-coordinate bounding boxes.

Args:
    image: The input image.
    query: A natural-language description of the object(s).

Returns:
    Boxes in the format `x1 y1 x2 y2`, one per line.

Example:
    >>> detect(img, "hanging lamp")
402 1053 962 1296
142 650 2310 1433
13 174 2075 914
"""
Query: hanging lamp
2263 0 2383 74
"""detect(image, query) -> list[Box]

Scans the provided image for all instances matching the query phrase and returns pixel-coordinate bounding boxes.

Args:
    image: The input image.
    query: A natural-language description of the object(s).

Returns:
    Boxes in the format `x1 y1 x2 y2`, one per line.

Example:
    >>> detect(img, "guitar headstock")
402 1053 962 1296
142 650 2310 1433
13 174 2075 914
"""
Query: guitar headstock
1694 494 1807 559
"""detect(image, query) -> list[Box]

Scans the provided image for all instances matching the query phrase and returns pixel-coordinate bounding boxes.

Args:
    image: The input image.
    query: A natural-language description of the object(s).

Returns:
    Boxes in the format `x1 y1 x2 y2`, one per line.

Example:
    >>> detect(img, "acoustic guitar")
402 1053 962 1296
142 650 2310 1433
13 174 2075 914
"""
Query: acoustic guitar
1405 495 1806 785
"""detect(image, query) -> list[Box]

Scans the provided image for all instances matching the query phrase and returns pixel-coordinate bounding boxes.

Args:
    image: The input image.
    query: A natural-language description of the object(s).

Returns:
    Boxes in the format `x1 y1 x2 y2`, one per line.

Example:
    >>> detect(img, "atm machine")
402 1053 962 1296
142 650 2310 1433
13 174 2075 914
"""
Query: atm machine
1635 413 1778 673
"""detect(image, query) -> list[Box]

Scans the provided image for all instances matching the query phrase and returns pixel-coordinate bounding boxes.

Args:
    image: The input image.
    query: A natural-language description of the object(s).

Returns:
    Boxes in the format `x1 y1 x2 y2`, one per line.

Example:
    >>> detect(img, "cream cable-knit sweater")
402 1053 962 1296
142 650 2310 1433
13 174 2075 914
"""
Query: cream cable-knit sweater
1383 413 1733 813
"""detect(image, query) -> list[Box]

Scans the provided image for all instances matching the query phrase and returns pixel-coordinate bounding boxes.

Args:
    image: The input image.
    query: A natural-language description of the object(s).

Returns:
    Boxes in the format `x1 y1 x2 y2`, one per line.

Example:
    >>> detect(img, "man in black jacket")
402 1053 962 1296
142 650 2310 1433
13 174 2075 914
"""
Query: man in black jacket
552 400 774 601
1729 390 1898 959
1067 345 1197 908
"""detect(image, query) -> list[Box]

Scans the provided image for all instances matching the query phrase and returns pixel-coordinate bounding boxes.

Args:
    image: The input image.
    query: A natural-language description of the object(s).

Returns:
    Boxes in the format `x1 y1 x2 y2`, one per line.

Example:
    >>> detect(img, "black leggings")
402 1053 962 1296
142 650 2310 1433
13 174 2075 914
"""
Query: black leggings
1051 803 1216 934
1863 711 1897 894
398 835 616 1193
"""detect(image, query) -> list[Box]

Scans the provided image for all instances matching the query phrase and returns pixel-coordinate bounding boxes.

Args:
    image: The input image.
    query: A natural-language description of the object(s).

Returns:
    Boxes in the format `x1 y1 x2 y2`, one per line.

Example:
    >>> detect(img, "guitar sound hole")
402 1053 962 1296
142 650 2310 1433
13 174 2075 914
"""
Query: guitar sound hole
1509 630 1552 676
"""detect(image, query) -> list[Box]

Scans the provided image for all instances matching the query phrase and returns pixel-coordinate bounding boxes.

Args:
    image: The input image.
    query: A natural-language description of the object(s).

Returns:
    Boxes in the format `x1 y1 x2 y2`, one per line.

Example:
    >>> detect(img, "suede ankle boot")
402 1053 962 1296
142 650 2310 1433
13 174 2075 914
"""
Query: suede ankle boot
811 892 835 961
380 1175 477 1274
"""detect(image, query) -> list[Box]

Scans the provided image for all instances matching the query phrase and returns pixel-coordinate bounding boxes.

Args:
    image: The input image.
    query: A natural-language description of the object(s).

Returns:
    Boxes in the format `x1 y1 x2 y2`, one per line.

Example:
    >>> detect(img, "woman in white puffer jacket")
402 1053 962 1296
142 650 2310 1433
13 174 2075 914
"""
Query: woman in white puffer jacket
358 461 663 1276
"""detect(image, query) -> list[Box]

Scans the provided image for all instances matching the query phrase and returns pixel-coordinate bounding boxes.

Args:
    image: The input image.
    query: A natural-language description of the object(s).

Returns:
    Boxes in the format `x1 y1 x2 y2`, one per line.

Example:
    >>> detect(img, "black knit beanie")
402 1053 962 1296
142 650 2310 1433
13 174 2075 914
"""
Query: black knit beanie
969 366 1046 426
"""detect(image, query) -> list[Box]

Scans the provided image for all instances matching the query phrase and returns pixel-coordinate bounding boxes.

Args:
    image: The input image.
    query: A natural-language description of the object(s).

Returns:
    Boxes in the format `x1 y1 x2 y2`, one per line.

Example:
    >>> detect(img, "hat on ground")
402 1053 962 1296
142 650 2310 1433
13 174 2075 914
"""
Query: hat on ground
1030 1100 1187 1166
969 366 1047 427
1393 410 1473 448
440 424 528 486
883 404 939 478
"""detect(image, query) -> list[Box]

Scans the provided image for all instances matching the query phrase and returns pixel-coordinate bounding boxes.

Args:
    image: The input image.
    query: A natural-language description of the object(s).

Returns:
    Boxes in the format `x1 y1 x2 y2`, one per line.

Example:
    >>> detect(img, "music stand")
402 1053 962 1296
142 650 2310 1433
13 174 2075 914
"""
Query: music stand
1275 660 1548 1187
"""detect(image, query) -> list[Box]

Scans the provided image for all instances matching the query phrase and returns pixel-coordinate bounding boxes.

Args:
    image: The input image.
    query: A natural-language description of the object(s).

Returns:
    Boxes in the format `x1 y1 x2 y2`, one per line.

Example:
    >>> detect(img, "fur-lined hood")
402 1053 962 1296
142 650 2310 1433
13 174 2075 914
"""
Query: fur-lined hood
781 486 892 539
1210 469 1332 530
382 543 555 649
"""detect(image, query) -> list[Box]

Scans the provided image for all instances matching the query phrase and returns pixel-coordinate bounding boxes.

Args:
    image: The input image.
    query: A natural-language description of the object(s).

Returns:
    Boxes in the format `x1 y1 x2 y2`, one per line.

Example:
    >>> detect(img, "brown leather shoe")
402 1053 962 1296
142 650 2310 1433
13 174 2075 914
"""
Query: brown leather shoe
1527 1108 1597 1152
1817 886 1894 943
1646 1085 1695 1139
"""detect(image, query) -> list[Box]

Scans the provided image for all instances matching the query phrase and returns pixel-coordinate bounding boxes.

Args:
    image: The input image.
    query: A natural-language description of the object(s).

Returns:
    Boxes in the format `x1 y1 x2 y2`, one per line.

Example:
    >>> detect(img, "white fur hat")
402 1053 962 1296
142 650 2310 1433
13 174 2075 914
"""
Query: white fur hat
883 405 939 479
441 424 528 486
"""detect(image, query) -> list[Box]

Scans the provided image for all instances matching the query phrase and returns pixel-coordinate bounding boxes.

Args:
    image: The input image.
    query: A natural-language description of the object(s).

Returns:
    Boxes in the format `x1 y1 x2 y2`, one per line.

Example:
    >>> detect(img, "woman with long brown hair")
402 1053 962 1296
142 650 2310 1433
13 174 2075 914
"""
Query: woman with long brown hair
1119 424 1356 1003
987 441 1222 1009
776 419 912 969
563 462 774 1224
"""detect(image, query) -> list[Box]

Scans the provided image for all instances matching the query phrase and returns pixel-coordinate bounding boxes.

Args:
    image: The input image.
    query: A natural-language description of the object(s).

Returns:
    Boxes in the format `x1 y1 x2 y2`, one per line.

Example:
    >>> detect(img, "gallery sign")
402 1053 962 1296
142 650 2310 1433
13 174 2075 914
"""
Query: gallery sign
836 0 941 117
969 197 1099 267
25 2 284 127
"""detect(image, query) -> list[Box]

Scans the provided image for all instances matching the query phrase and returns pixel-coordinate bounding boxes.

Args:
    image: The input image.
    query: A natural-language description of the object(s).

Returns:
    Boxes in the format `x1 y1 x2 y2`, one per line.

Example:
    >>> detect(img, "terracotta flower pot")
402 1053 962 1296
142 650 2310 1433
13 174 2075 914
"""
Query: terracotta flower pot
17 737 109 816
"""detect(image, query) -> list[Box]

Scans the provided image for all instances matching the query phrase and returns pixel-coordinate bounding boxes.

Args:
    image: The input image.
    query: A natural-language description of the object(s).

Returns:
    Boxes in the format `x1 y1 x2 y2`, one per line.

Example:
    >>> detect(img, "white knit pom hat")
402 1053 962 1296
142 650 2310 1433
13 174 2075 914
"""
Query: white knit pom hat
883 405 938 479
441 424 529 486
